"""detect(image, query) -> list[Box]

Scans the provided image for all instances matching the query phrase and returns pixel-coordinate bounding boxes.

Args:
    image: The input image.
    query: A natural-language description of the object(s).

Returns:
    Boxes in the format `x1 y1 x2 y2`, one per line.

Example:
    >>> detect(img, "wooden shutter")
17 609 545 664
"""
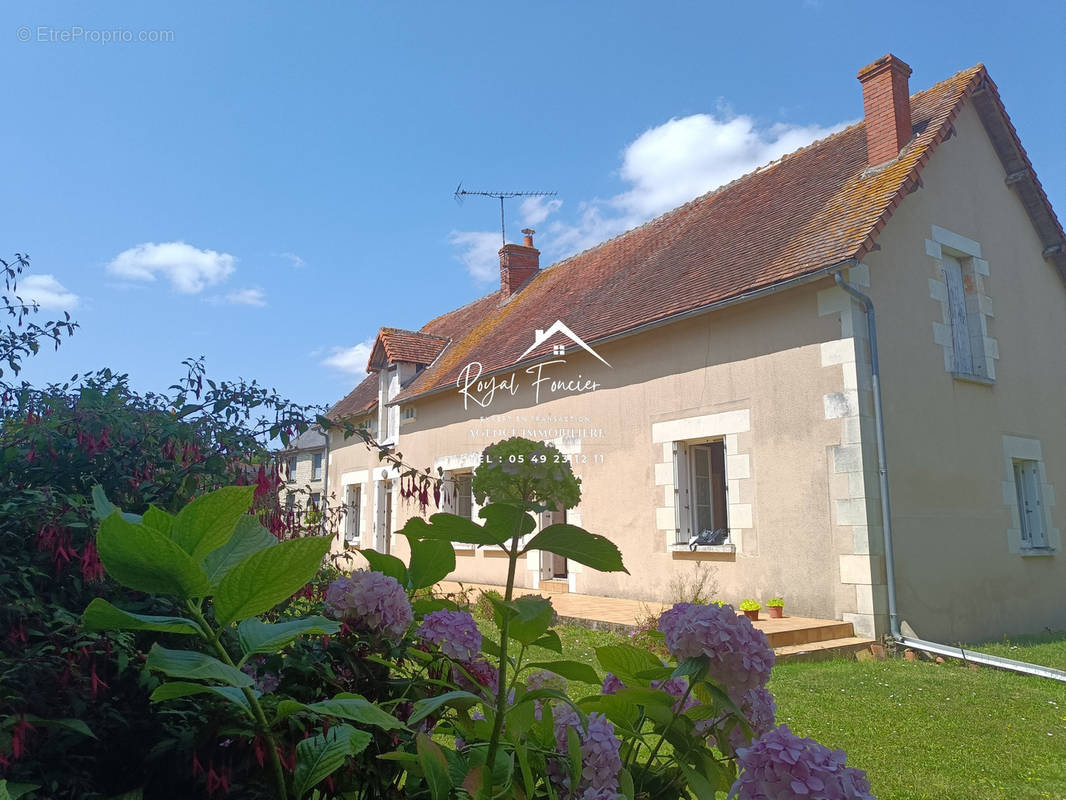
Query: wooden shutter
672 441 692 545
943 256 974 374
1015 461 1047 548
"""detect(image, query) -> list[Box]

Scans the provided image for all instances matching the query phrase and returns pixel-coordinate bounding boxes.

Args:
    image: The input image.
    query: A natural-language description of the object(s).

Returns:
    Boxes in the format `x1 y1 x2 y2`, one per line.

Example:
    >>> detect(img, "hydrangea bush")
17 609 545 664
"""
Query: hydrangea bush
51 437 877 800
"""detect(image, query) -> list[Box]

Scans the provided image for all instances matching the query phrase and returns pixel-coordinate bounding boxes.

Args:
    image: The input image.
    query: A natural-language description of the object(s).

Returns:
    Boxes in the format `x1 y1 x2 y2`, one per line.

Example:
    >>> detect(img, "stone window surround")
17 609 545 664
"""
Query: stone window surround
338 469 369 547
651 409 753 558
1001 435 1059 556
925 225 998 382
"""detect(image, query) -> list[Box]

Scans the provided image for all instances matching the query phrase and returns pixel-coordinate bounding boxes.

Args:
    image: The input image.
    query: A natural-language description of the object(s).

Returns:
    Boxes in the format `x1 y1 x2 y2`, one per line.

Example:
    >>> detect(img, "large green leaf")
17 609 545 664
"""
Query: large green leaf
144 644 252 688
275 696 405 730
142 505 173 536
478 505 536 541
292 724 371 799
171 486 256 562
149 681 253 718
407 690 483 726
83 598 200 635
416 733 452 800
419 513 512 546
406 537 455 590
96 513 210 598
214 536 332 626
237 616 340 657
202 515 277 588
0 780 41 800
360 548 408 585
596 644 665 682
522 524 628 573
5 715 96 739
506 595 555 645
525 660 600 686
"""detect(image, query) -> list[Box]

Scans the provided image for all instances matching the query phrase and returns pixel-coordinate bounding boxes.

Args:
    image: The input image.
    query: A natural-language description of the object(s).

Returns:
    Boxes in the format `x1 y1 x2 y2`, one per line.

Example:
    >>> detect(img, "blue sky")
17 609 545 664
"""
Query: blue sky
4 1 1064 409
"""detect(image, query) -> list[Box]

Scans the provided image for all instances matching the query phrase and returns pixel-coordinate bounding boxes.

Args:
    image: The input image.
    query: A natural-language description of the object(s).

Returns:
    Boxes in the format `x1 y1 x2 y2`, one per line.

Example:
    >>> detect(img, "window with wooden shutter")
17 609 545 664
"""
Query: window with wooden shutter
672 441 691 546
943 255 974 375
1013 460 1047 548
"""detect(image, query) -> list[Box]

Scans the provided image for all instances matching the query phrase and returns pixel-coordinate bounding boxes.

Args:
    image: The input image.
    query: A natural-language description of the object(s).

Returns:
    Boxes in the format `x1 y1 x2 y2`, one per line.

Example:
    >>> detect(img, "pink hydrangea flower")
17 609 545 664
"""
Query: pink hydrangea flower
732 725 876 800
324 571 413 641
453 656 498 701
549 707 623 799
657 602 774 694
418 609 481 662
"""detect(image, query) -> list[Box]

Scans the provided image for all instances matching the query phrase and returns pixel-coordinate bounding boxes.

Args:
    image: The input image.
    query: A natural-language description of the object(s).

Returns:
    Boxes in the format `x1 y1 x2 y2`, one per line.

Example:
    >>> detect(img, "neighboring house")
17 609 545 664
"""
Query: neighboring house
326 55 1066 643
278 427 327 517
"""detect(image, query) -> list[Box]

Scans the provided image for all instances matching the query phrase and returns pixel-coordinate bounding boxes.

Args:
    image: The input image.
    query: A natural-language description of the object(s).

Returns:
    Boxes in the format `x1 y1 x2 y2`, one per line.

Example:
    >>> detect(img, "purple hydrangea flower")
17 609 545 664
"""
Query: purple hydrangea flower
240 655 280 695
731 725 876 800
729 687 777 751
418 609 481 662
527 669 568 694
579 789 623 800
601 672 625 695
657 602 774 694
653 676 699 714
549 708 623 799
324 571 413 641
453 656 498 700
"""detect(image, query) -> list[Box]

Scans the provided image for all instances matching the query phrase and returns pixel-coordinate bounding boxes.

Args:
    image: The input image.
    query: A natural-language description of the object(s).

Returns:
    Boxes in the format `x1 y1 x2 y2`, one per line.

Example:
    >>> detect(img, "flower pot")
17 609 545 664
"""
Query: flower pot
742 609 760 622
767 606 784 619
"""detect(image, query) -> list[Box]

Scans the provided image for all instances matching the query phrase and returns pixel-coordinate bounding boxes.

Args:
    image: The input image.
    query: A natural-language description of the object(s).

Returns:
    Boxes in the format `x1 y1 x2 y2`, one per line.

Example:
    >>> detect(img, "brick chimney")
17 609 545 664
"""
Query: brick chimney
857 54 913 166
499 228 540 296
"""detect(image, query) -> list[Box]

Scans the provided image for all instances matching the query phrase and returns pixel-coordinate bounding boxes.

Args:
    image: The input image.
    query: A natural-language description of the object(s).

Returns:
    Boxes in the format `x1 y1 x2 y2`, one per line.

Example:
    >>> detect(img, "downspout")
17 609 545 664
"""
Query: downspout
833 270 1066 683
833 270 901 638
321 427 330 538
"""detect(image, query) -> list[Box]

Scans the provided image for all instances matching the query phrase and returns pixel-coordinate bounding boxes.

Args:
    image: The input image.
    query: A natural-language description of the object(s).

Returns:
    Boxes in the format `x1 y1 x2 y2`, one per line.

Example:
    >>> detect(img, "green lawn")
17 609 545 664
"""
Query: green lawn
489 617 1066 800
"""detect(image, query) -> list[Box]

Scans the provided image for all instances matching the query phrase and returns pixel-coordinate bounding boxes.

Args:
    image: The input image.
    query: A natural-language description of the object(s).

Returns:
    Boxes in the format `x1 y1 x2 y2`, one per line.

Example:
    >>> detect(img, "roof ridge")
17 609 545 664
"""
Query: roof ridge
380 326 449 341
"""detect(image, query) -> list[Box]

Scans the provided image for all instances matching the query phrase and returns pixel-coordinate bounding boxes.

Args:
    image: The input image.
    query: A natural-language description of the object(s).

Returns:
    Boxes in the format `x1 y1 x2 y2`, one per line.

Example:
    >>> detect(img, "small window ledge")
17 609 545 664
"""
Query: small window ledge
669 543 736 554
952 372 996 386
1020 547 1056 558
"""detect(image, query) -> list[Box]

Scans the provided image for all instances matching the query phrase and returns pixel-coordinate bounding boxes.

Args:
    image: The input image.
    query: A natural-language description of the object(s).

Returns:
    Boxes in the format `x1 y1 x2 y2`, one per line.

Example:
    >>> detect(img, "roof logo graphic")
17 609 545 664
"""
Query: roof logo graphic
516 320 611 368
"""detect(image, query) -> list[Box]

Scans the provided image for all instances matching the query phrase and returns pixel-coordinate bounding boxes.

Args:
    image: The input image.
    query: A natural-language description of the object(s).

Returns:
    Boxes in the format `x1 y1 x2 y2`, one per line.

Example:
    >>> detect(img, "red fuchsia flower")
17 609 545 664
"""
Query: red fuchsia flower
11 715 35 759
6 620 27 646
80 540 105 583
89 659 109 699
253 736 266 768
191 752 205 777
25 446 36 463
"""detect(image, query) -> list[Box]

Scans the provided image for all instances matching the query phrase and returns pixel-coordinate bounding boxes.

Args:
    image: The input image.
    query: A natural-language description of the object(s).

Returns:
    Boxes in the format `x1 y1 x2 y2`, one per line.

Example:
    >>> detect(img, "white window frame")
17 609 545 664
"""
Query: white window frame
1002 436 1058 555
672 438 730 548
286 455 297 483
344 484 362 545
312 452 323 481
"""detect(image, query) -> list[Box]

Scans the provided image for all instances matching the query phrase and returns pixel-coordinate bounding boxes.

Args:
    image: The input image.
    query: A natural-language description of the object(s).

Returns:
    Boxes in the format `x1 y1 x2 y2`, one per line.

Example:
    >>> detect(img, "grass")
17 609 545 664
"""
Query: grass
478 613 1066 800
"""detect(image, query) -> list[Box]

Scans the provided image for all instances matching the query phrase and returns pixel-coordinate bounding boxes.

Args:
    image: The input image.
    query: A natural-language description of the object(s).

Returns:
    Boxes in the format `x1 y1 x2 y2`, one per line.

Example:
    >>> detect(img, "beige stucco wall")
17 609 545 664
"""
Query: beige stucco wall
856 101 1066 642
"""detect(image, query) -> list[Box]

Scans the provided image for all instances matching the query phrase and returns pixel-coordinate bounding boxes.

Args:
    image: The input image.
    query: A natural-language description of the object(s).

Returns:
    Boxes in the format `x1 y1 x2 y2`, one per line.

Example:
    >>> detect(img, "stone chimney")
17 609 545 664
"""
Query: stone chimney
857 54 913 166
499 228 540 296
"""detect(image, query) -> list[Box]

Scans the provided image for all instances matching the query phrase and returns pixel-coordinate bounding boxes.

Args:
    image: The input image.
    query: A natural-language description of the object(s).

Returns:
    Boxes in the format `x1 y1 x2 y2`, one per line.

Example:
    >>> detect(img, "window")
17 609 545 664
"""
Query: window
942 254 984 377
454 473 473 520
312 452 323 481
672 440 729 546
310 492 321 510
285 492 295 512
1013 460 1048 549
344 485 362 544
402 406 417 421
286 455 297 483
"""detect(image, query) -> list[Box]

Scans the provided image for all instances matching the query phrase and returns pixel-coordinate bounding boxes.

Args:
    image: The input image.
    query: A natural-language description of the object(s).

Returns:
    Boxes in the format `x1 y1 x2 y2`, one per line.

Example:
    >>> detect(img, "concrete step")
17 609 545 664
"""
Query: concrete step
756 617 856 649
539 580 570 595
773 636 875 663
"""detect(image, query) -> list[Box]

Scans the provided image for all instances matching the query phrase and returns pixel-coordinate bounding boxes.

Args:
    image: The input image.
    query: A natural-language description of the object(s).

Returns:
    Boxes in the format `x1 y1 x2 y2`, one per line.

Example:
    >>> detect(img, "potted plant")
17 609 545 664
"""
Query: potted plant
739 599 761 621
766 597 785 618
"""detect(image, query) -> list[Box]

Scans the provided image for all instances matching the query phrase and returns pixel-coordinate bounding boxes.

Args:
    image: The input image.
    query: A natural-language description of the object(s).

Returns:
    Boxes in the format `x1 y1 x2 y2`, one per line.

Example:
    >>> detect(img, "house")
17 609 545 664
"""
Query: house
278 427 327 518
325 55 1066 643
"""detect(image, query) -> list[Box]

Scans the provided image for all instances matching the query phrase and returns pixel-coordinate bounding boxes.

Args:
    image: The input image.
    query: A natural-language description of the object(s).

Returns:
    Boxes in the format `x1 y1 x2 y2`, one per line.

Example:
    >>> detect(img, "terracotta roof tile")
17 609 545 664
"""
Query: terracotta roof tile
367 328 450 372
327 373 377 420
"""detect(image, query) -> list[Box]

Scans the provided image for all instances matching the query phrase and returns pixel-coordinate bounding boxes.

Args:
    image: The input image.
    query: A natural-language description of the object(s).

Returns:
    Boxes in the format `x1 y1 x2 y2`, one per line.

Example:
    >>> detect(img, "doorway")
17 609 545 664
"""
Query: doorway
375 479 393 554
539 508 568 581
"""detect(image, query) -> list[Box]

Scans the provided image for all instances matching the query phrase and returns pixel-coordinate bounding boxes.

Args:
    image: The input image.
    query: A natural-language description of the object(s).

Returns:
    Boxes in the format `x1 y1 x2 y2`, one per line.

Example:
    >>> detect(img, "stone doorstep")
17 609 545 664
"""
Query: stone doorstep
539 579 570 595
773 637 877 663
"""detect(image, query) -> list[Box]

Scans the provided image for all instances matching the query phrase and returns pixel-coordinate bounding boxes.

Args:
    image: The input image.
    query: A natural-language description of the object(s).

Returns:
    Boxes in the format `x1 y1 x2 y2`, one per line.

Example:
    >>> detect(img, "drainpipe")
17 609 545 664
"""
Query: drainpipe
832 270 1066 683
833 270 901 639
320 427 330 538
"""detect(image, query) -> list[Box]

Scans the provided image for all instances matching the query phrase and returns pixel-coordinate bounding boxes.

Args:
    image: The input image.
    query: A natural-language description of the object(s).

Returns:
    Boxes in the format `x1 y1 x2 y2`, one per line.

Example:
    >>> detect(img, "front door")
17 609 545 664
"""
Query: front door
539 509 568 579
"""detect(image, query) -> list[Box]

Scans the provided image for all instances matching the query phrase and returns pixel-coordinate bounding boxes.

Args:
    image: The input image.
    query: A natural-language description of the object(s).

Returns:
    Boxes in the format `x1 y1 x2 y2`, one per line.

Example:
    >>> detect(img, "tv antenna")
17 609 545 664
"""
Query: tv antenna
454 182 557 246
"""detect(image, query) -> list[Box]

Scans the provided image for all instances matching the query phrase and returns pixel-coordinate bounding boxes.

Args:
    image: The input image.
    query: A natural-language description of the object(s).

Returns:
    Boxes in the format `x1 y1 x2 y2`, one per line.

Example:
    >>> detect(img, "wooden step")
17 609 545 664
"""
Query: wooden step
773 636 875 663
539 579 570 595
755 617 856 648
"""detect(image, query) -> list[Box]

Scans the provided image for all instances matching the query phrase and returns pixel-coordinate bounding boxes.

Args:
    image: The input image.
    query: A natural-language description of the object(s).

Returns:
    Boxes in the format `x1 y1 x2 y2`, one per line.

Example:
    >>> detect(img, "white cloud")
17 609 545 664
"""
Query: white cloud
519 196 563 226
276 251 306 269
18 274 79 310
223 287 267 307
107 241 236 293
322 338 375 376
447 230 501 283
449 109 850 275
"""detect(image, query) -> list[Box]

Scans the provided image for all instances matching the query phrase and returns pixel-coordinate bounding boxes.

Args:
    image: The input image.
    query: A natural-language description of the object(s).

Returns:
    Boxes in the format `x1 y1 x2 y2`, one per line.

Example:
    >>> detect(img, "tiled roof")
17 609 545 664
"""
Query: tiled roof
332 62 1063 413
327 373 378 419
367 328 450 372
283 426 326 452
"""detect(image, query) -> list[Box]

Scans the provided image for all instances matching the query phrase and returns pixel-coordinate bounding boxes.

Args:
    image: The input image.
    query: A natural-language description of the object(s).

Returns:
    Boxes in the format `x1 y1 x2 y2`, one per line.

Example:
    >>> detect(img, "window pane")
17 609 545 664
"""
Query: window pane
456 474 473 520
692 445 713 534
